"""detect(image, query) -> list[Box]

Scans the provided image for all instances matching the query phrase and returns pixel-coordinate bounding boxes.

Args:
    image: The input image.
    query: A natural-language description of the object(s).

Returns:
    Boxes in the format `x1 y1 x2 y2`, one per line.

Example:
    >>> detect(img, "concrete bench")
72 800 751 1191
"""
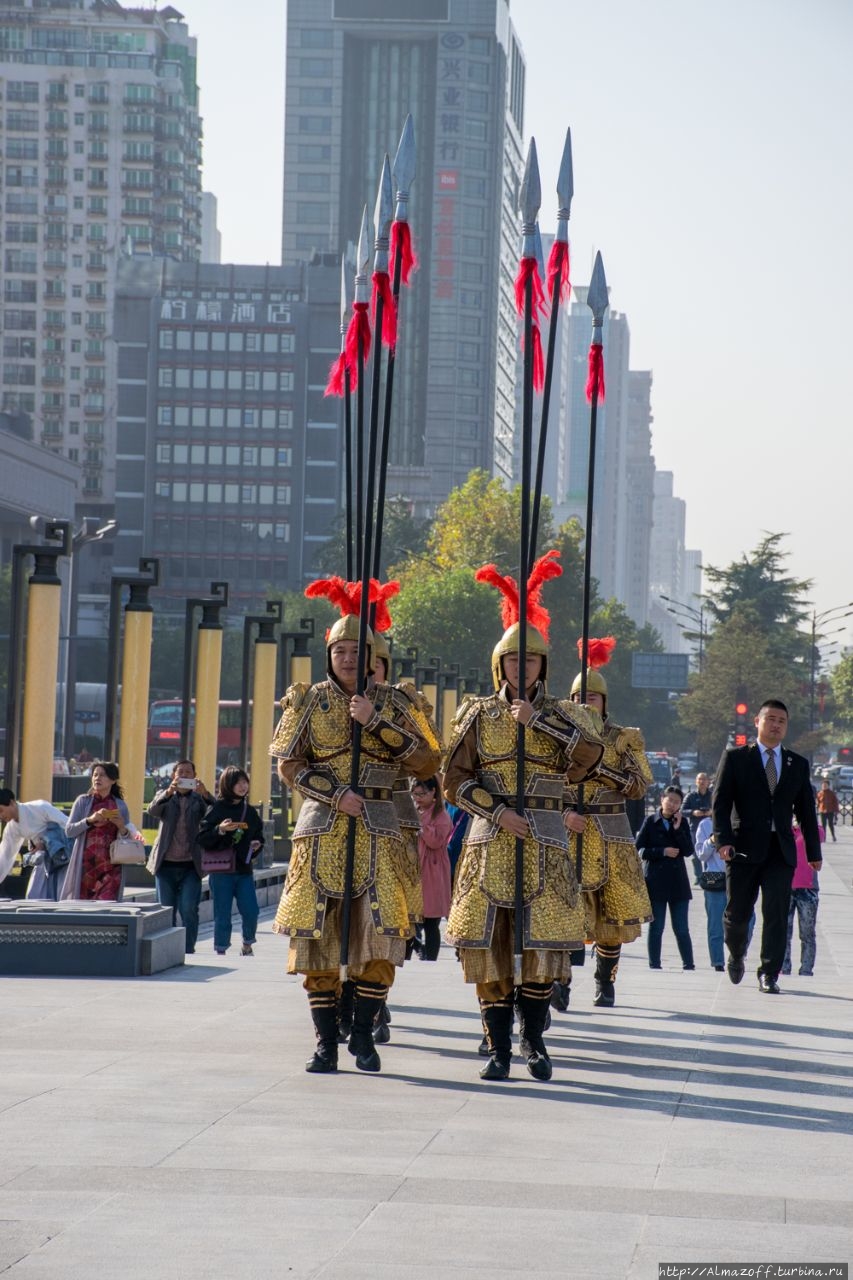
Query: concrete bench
0 901 185 977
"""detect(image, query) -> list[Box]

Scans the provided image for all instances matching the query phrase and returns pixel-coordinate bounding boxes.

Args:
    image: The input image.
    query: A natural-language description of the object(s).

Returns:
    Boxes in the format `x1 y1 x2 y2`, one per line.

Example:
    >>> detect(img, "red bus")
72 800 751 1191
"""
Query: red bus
147 699 244 770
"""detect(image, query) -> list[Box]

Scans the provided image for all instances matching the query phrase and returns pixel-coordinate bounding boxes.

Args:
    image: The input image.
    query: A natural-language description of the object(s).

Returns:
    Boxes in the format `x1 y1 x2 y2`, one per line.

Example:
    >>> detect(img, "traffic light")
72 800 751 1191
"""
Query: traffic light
734 694 749 747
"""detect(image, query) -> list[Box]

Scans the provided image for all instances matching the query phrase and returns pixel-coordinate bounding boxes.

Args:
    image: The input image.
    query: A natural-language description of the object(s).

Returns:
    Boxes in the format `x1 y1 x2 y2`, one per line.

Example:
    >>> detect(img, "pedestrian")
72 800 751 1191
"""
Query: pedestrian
694 816 726 970
562 636 653 1009
636 786 695 970
816 779 838 842
411 776 452 961
444 554 603 1081
683 771 714 883
196 766 264 957
147 760 215 955
60 762 138 901
446 803 470 883
782 822 824 977
0 788 70 900
713 699 822 994
269 579 440 1075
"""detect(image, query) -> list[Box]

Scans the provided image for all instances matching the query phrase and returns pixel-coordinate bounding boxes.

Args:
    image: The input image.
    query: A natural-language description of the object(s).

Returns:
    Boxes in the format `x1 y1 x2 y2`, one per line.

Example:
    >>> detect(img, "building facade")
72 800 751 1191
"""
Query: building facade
0 0 202 516
647 469 703 657
113 255 340 609
282 0 526 514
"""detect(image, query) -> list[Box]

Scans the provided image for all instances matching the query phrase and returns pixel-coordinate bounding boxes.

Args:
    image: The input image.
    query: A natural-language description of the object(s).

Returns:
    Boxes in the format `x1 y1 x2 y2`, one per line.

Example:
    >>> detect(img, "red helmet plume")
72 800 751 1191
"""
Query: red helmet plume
576 636 617 668
475 550 562 643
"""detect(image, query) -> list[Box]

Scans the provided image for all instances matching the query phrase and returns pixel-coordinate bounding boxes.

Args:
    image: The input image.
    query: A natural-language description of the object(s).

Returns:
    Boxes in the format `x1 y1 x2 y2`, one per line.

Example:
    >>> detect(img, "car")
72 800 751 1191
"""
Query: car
833 767 853 793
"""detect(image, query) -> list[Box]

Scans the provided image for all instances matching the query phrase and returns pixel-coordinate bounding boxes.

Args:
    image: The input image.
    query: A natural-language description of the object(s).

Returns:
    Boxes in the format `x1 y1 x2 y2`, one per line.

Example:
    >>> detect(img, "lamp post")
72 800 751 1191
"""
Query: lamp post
660 593 708 672
809 603 853 741
60 516 118 760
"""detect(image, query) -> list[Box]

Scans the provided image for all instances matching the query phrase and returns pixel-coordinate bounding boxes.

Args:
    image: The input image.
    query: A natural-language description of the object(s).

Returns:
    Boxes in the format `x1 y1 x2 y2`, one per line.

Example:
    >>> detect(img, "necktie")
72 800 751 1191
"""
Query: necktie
765 750 777 794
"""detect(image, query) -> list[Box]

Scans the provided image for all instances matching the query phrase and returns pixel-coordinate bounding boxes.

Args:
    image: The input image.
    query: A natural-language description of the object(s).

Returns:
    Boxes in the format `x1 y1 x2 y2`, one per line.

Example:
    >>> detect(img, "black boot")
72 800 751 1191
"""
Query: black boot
593 944 621 1008
337 979 355 1043
517 983 554 1081
305 992 338 1073
373 1000 391 1044
479 998 513 1081
348 979 385 1072
550 980 571 1012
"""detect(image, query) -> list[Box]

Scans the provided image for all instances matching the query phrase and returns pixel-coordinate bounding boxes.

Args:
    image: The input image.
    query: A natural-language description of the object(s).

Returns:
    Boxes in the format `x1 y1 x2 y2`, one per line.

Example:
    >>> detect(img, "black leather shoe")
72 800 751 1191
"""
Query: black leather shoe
305 1049 338 1074
758 973 780 994
726 955 745 985
593 980 615 1007
479 1055 510 1081
526 1051 553 1082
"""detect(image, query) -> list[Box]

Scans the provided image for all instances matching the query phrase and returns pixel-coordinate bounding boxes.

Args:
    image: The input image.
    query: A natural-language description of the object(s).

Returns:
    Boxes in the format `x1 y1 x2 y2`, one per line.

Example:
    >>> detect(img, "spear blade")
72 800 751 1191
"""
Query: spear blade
556 127 574 234
587 251 609 330
392 114 416 217
534 222 546 283
354 204 372 305
519 136 542 229
373 154 393 272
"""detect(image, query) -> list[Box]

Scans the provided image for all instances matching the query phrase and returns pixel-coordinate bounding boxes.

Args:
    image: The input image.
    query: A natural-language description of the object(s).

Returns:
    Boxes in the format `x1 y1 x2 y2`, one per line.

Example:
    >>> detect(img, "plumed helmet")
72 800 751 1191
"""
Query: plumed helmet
475 550 562 691
571 636 616 712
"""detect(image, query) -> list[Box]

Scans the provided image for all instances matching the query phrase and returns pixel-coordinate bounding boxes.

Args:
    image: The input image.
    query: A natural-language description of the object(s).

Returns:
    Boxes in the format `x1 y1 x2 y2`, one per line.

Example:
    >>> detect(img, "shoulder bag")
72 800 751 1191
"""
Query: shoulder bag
109 835 146 866
698 869 726 892
200 801 246 875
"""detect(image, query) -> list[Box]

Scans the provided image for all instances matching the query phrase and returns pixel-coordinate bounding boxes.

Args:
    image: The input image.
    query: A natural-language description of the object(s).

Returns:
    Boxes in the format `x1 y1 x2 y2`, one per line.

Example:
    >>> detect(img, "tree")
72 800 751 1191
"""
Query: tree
677 605 803 763
311 496 431 578
391 564 500 680
704 533 811 663
830 651 853 738
427 469 554 573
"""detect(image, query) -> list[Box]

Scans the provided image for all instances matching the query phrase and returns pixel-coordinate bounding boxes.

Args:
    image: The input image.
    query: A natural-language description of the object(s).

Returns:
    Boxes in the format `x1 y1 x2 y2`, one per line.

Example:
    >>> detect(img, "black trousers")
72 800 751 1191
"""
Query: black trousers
723 836 794 977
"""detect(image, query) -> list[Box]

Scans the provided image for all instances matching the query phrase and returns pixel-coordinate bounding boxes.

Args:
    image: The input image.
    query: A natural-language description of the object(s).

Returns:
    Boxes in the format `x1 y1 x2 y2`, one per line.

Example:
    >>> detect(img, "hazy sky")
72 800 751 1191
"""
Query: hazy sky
193 0 853 652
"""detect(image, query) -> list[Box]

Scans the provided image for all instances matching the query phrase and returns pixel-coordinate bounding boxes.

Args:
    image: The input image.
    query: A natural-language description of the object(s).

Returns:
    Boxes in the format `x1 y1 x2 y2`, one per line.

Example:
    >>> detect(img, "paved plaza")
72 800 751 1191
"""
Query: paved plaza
1 830 852 1279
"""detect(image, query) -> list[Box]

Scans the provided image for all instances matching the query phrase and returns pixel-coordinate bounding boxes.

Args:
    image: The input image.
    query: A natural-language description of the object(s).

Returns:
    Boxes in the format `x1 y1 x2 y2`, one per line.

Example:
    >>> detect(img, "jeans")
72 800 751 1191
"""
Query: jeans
703 888 726 968
156 861 202 953
421 917 442 961
210 871 259 951
783 888 819 975
647 898 694 969
819 813 836 841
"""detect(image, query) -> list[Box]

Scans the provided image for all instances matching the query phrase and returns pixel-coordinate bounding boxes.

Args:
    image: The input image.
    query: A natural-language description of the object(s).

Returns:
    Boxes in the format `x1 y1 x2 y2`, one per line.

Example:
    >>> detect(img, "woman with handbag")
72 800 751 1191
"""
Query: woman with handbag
197 766 264 956
636 786 695 971
60 762 140 901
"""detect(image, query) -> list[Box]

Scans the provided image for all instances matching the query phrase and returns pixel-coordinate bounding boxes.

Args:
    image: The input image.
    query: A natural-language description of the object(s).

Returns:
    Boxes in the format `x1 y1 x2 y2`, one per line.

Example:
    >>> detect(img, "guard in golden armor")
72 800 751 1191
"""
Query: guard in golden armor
270 577 440 1075
561 637 653 1009
443 553 604 1082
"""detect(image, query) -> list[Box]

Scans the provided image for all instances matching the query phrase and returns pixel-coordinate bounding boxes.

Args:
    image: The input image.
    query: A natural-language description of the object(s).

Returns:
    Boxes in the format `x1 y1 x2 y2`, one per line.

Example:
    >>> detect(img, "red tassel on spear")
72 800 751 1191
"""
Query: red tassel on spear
371 269 397 349
391 220 417 287
585 342 605 404
546 238 571 306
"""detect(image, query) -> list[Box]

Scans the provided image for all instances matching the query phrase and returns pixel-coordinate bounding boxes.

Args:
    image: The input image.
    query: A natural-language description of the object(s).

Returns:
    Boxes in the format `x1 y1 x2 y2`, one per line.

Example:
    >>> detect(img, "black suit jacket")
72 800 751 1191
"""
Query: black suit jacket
712 743 821 866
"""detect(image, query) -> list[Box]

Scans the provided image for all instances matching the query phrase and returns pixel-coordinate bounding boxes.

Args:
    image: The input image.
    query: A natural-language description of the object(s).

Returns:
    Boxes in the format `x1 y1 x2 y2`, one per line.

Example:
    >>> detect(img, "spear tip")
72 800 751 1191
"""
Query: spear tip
357 205 372 274
556 126 574 211
519 135 542 223
587 251 609 322
534 222 546 280
393 113 416 194
374 154 394 241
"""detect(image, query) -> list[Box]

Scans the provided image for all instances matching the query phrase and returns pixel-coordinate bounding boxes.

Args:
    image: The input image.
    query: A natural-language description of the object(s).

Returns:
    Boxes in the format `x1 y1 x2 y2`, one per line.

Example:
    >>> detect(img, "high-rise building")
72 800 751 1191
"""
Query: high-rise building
282 0 526 514
201 191 222 264
0 0 202 518
621 370 655 628
113 254 341 608
647 469 702 655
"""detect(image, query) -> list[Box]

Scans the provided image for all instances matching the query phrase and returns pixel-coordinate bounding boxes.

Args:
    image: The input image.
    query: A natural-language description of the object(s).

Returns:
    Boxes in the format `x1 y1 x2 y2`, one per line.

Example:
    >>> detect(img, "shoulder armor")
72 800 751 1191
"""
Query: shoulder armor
279 681 311 713
269 682 321 757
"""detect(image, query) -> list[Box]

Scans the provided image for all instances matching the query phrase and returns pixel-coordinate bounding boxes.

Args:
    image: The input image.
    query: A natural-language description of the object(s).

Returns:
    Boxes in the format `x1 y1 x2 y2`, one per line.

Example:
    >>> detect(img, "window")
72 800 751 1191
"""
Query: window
299 116 331 135
207 483 222 503
241 485 257 503
173 445 188 464
193 331 208 351
172 482 187 502
158 405 173 426
208 446 223 465
176 329 191 350
242 447 257 467
209 369 225 390
211 331 226 351
279 372 294 391
299 87 332 106
159 329 174 349
225 446 240 466
175 368 190 389
301 28 333 47
468 62 490 85
191 445 205 465
464 119 488 142
155 481 170 498
192 407 206 428
192 369 207 390
158 368 174 388
227 370 242 390
297 201 327 223
228 331 244 352
300 57 332 76
298 143 331 163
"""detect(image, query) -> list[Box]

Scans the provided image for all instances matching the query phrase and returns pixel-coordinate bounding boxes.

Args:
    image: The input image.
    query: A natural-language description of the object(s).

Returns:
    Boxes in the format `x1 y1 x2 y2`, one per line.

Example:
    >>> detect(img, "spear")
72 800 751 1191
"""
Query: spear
338 205 374 981
575 251 609 873
512 138 542 984
340 256 354 579
529 128 573 570
372 115 416 582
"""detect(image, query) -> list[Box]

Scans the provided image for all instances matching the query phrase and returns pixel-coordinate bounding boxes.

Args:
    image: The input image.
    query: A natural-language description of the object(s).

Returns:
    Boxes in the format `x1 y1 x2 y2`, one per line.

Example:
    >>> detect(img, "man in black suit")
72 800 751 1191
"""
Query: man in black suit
712 699 821 994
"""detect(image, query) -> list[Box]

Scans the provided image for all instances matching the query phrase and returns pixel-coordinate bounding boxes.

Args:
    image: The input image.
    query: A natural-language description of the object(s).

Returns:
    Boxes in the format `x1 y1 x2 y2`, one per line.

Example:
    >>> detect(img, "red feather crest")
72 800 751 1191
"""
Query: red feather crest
305 576 400 632
475 551 562 644
576 635 616 668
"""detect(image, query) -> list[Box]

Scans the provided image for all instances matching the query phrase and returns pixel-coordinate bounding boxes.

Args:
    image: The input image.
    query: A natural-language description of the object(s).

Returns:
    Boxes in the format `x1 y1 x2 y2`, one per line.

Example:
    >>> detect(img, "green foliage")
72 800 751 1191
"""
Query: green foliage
311 496 431 578
677 605 805 763
390 565 500 680
427 470 554 573
830 651 853 737
704 533 811 663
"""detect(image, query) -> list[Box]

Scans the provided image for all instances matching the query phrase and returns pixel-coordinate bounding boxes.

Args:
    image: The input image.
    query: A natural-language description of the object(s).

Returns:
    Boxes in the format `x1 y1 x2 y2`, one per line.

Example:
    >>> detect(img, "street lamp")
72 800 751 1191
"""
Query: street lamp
809 603 853 740
660 593 709 672
53 514 118 759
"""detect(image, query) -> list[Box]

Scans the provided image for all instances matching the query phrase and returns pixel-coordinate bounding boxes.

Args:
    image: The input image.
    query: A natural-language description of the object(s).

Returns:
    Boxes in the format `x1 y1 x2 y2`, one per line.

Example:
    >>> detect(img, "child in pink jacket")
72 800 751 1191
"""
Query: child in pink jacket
782 822 824 976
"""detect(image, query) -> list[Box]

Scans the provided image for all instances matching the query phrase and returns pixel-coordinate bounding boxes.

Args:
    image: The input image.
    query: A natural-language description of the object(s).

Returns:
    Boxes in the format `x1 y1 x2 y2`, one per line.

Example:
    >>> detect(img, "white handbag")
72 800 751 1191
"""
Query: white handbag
109 835 146 866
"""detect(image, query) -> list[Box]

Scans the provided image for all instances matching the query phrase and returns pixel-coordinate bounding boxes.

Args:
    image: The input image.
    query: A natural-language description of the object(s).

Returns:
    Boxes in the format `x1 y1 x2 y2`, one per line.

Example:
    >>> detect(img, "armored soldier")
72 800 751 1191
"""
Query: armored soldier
562 638 653 1008
270 579 440 1075
443 556 603 1081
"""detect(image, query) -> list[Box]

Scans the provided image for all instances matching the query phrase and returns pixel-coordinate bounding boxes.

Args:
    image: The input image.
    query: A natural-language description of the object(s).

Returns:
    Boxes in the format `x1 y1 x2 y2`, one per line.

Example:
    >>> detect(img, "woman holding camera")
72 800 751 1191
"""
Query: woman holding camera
148 760 215 954
197 766 264 956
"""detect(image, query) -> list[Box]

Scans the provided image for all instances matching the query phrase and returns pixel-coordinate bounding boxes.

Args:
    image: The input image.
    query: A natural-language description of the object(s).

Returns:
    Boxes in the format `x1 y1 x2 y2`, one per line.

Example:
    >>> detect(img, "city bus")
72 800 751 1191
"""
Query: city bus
147 699 244 771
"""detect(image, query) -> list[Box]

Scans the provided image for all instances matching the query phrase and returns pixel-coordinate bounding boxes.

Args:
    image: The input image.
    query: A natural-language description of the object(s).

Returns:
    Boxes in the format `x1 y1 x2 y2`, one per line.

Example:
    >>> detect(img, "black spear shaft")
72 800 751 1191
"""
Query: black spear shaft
371 242 403 581
529 270 560 572
514 263 534 984
344 365 354 581
355 353 364 579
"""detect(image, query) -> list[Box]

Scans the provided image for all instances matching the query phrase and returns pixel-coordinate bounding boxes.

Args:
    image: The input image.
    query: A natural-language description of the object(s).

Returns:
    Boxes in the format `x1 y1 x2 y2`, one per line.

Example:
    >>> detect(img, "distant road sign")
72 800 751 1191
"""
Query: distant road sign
75 710 101 724
631 653 690 691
